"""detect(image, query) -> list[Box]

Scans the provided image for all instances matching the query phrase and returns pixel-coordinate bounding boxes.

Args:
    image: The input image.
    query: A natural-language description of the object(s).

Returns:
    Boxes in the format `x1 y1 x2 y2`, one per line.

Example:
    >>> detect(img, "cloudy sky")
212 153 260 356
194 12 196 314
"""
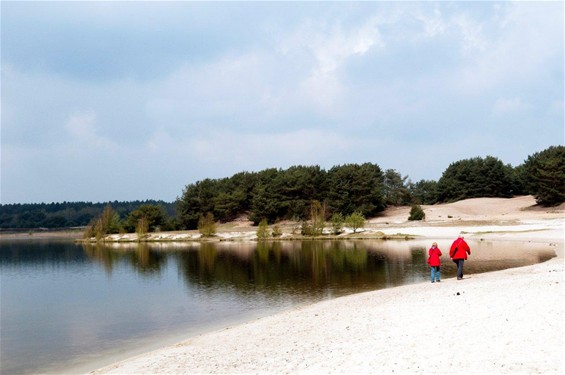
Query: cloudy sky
1 1 563 204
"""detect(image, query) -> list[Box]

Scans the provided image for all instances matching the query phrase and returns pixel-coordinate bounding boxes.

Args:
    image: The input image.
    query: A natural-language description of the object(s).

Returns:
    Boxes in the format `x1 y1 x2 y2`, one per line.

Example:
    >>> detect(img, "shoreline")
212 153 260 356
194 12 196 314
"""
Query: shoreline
5 196 559 374
3 196 562 245
89 221 564 374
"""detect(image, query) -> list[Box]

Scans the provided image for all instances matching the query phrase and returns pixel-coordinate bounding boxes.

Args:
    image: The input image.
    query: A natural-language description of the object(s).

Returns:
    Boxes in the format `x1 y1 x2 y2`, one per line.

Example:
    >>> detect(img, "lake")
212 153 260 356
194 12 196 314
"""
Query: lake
0 238 556 374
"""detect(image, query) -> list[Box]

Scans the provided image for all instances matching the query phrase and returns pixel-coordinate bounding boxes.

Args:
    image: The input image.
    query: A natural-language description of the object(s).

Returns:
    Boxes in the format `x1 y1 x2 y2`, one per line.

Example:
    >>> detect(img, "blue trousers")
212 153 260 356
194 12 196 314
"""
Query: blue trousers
430 266 441 282
454 259 465 279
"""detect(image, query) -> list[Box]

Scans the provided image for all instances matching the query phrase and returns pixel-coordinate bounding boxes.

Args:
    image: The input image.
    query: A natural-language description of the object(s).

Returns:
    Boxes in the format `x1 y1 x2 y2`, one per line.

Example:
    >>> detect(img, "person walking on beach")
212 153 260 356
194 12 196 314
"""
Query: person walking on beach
450 235 471 280
427 242 442 283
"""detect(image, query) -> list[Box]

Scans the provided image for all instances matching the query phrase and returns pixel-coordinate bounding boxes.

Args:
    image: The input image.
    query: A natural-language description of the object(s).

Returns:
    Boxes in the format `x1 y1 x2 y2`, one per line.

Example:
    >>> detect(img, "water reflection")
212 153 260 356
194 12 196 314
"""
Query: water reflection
82 242 167 276
0 239 90 266
80 239 556 297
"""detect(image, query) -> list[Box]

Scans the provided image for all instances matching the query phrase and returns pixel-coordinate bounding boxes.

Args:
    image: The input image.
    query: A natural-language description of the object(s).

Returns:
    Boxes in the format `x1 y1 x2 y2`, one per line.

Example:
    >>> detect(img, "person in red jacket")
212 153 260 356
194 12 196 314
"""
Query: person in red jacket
450 235 471 280
427 242 442 283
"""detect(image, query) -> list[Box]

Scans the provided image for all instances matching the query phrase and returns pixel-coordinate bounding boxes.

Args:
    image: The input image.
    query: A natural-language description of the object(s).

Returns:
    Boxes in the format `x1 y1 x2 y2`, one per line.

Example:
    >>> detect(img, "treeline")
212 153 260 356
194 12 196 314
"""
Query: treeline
0 200 175 230
176 145 564 229
1 145 563 231
437 146 564 205
178 163 385 228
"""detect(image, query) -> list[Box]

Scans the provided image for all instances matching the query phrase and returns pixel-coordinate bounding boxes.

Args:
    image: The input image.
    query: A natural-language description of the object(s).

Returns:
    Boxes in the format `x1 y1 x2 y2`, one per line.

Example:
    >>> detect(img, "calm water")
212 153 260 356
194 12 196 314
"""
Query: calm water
0 239 556 374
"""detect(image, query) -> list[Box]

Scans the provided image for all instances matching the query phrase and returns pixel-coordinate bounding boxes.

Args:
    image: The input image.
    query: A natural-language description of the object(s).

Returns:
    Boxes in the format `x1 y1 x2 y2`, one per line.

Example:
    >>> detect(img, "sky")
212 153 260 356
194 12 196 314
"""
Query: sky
1 1 563 204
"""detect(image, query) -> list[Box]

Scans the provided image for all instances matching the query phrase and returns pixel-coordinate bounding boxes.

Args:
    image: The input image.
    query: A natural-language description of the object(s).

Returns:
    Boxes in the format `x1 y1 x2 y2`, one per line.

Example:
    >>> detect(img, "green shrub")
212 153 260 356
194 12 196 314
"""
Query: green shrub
309 200 326 236
408 205 425 221
301 221 314 236
330 213 344 235
198 212 216 237
136 216 149 238
345 212 365 233
83 204 122 240
271 224 282 237
256 218 270 239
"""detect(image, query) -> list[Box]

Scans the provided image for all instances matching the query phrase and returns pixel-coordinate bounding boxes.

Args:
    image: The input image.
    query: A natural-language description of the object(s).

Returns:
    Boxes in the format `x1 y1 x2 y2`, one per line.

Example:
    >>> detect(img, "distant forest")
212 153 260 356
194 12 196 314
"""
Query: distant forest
0 200 175 231
1 145 563 231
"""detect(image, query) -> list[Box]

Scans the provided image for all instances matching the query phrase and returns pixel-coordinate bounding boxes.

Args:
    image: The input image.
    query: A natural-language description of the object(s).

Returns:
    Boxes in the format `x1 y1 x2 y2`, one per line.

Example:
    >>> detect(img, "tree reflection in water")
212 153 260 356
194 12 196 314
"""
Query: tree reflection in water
82 242 167 276
81 239 556 298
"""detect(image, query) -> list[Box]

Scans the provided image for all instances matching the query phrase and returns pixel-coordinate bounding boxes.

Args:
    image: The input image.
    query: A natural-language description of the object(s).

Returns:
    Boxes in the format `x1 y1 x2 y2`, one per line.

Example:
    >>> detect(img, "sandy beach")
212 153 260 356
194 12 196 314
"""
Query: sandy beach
91 196 564 374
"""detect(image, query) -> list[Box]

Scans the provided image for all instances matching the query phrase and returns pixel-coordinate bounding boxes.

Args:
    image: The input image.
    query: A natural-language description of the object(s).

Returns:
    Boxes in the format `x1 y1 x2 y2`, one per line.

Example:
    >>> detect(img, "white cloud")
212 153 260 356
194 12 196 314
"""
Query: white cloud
65 110 114 149
454 2 563 93
297 72 343 114
276 16 385 115
451 14 486 55
414 6 447 38
66 111 96 139
309 20 384 75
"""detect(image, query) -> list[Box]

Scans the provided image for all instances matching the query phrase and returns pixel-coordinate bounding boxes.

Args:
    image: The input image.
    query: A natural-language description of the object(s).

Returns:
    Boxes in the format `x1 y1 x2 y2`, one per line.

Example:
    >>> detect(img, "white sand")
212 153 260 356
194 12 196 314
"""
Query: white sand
91 197 565 374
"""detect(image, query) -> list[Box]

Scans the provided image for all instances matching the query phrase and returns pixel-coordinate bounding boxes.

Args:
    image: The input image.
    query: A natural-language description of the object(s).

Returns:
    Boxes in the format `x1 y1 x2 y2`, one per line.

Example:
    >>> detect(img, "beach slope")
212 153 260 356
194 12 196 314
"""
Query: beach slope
92 256 564 374
91 196 564 374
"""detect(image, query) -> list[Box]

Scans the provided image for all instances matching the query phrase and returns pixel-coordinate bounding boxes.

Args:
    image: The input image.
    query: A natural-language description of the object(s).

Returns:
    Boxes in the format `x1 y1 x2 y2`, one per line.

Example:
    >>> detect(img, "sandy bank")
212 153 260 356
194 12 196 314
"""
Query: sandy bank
92 260 564 374
92 244 564 373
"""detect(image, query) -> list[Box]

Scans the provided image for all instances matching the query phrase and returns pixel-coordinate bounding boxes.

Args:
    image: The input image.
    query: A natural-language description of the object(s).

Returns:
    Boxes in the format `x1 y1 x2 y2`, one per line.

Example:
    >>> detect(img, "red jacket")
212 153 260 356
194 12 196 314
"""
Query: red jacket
450 238 471 260
428 246 442 266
